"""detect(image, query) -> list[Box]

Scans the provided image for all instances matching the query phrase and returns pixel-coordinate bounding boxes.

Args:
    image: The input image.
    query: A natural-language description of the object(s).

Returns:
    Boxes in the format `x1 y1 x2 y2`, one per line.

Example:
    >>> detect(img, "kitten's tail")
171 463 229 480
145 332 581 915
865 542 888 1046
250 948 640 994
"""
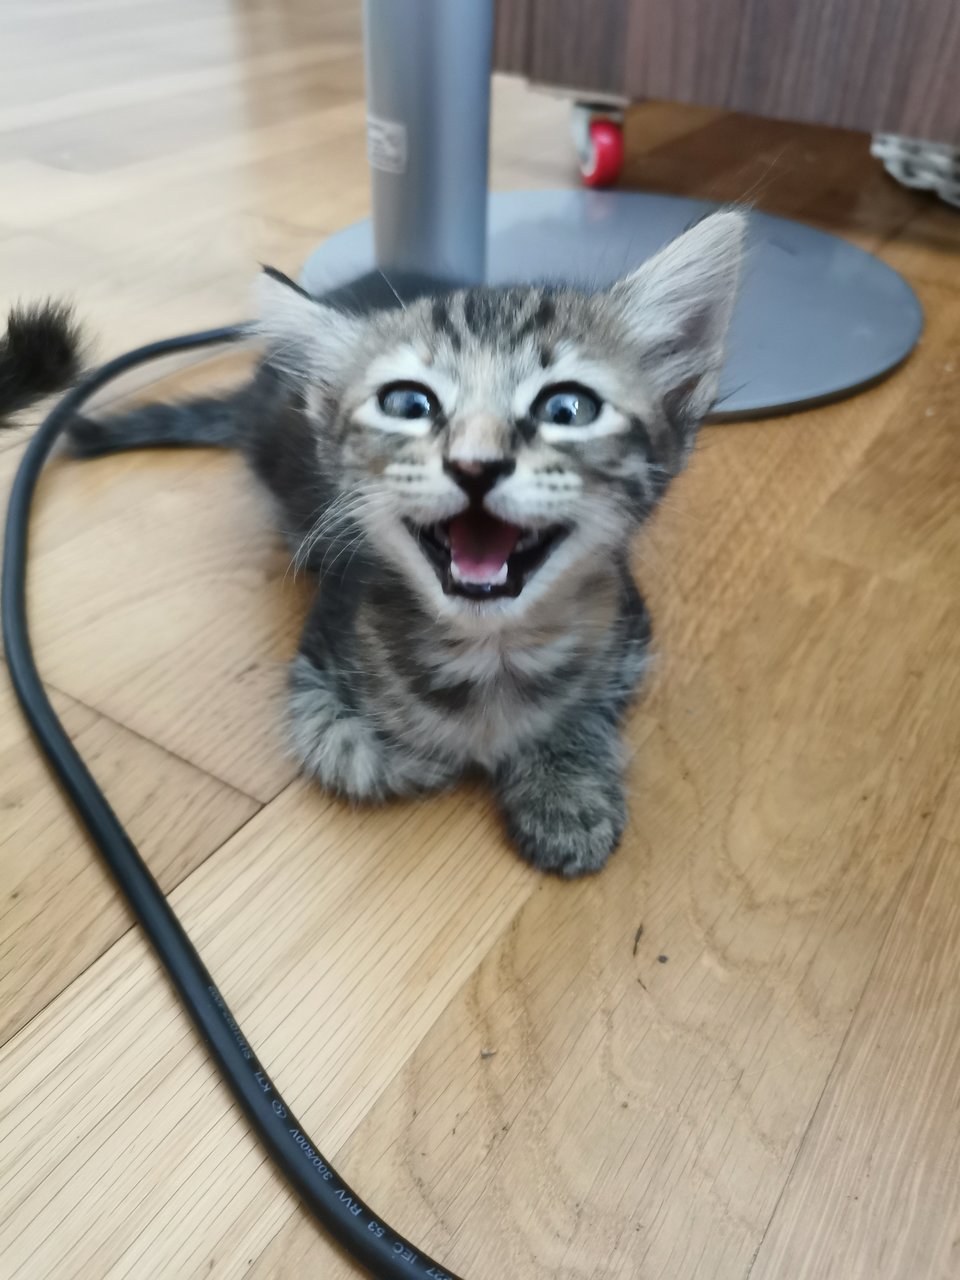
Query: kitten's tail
0 301 83 421
66 393 244 457
0 299 244 454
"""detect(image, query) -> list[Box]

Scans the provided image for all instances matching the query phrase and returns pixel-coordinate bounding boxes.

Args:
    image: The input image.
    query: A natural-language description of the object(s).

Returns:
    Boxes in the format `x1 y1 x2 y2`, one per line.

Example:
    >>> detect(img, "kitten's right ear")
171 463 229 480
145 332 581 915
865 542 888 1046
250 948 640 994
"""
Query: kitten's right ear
254 267 362 384
609 210 746 426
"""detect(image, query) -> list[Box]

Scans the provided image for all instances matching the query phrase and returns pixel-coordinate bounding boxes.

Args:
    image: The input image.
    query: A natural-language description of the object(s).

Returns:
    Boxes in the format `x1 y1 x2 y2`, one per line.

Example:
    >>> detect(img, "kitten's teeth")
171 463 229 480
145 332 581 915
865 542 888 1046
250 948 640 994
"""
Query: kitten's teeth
450 559 509 587
435 524 450 546
515 530 540 552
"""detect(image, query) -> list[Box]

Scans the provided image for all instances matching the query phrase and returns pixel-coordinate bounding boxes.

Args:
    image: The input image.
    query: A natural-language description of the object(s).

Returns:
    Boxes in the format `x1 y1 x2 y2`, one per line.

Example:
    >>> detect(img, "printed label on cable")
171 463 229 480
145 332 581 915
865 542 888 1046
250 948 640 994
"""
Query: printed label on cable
367 114 407 174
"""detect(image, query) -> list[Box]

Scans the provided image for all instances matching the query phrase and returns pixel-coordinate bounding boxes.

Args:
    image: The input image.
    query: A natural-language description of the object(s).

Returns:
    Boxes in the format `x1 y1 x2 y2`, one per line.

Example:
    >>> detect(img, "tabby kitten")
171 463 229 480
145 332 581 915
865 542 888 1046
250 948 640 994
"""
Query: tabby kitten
68 210 745 876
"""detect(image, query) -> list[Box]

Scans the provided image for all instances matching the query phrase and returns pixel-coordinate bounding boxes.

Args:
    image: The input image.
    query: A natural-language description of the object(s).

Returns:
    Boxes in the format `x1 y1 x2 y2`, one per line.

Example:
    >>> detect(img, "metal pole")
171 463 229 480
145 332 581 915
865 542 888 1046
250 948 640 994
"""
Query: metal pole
362 0 494 287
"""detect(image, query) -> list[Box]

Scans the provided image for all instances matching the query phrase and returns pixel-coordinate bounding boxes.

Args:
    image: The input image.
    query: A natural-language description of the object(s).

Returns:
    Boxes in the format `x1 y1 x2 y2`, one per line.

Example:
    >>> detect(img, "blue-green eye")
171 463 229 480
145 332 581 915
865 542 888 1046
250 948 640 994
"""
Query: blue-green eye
377 382 439 420
532 383 601 427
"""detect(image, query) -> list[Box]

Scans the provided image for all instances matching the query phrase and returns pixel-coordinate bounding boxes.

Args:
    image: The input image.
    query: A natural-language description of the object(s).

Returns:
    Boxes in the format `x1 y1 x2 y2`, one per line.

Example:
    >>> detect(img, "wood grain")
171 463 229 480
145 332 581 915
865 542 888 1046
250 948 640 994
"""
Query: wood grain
619 110 922 250
0 783 537 1279
3 0 960 1276
749 833 960 1280
880 203 960 290
641 280 960 687
0 327 258 1048
0 438 311 802
800 339 960 601
0 670 258 1045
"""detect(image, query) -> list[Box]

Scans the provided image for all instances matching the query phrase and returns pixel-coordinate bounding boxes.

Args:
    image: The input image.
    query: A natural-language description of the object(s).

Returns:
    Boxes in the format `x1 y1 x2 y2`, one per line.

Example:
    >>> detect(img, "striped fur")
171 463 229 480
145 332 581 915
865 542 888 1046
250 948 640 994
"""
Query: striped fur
65 211 745 876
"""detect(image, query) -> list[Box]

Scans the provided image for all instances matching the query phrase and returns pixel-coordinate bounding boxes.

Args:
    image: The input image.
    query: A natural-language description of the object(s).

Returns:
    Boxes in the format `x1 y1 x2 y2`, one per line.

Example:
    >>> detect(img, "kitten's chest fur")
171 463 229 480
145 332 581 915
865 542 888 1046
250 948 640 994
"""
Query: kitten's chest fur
405 633 582 767
354 572 630 770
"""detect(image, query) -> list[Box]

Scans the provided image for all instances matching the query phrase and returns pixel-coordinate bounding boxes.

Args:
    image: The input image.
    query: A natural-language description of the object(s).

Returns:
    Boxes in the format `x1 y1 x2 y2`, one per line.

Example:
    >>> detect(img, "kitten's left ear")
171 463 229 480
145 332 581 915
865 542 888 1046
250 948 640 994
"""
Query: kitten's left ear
610 209 746 425
254 266 363 385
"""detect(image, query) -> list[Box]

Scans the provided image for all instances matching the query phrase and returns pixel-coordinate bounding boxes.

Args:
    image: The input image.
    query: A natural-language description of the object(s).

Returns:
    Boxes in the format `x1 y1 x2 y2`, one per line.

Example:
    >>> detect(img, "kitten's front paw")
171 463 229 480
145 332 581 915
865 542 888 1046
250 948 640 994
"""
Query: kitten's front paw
289 659 391 801
498 769 626 878
288 655 453 803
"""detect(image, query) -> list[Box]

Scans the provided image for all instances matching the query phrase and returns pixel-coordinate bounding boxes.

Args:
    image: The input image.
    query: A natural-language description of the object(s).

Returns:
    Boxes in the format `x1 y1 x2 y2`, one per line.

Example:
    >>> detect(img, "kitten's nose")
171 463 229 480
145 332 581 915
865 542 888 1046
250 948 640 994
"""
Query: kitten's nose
443 457 515 503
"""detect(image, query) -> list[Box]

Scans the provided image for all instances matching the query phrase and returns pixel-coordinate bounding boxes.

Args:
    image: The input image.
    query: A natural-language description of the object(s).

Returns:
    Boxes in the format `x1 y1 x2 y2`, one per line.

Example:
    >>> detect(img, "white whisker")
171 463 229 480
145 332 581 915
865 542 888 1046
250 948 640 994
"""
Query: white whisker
377 269 407 312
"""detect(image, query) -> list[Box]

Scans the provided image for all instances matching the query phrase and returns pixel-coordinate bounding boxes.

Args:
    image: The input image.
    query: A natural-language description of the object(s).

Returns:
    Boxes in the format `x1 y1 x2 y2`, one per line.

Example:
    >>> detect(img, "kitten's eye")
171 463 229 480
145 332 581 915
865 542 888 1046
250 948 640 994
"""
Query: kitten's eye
377 382 439 421
531 383 601 427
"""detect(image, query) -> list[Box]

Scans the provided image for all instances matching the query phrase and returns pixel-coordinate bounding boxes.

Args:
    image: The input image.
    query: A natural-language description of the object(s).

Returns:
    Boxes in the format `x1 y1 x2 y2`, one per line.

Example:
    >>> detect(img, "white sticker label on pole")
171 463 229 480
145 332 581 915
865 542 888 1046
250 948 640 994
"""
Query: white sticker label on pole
367 115 408 174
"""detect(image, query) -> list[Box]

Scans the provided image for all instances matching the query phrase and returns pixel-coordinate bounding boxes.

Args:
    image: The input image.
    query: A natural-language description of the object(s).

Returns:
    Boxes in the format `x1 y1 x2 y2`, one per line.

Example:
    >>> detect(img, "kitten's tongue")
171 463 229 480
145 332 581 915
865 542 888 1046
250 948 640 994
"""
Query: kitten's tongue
448 510 521 583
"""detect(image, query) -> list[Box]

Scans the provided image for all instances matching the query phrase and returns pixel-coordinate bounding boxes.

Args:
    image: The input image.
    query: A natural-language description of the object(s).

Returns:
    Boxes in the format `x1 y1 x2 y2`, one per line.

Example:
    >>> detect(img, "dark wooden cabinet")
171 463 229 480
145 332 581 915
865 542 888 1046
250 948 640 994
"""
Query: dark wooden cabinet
495 0 960 143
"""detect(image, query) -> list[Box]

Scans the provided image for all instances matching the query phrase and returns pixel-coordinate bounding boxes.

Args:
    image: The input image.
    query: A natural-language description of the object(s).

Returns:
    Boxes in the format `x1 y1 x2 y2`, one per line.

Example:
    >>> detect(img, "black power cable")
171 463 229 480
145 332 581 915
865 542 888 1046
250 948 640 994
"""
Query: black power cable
1 325 464 1280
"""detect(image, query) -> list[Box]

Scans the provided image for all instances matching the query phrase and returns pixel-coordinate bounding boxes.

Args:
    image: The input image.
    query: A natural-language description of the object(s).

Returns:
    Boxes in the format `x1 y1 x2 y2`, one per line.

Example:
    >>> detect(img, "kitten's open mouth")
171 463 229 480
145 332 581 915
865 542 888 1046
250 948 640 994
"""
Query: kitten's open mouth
404 509 569 600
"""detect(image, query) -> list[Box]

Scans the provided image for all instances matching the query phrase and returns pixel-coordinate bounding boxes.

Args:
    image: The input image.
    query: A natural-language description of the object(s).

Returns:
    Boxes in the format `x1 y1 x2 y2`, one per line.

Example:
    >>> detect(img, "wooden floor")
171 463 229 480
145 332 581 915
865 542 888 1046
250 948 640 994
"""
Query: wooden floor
3 2 960 1277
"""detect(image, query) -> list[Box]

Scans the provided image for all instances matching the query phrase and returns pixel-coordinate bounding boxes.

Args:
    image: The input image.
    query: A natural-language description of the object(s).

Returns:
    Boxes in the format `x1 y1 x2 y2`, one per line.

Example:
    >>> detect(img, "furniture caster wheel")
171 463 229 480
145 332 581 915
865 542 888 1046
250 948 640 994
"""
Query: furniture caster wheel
572 104 625 188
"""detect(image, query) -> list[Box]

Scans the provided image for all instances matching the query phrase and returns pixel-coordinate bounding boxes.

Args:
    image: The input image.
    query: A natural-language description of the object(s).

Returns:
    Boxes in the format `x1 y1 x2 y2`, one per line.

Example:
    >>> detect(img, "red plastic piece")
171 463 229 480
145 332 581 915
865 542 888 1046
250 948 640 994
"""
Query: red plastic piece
581 119 624 188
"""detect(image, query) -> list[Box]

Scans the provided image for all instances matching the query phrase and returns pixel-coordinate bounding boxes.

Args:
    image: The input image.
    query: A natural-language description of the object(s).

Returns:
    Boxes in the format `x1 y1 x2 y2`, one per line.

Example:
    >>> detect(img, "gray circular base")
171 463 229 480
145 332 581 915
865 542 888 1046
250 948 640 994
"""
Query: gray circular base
300 190 923 420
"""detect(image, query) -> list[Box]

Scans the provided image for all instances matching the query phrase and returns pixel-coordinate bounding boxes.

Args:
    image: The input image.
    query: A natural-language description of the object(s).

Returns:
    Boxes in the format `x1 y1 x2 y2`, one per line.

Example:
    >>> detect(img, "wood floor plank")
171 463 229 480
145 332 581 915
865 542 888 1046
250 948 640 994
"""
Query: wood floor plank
0 28 360 129
0 782 538 1279
0 225 253 372
0 100 371 326
245 546 960 1280
621 110 924 249
797 216 960 600
0 667 258 1047
880 202 960 290
0 440 312 801
748 833 960 1280
0 56 362 174
641 281 960 686
800 346 960 599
